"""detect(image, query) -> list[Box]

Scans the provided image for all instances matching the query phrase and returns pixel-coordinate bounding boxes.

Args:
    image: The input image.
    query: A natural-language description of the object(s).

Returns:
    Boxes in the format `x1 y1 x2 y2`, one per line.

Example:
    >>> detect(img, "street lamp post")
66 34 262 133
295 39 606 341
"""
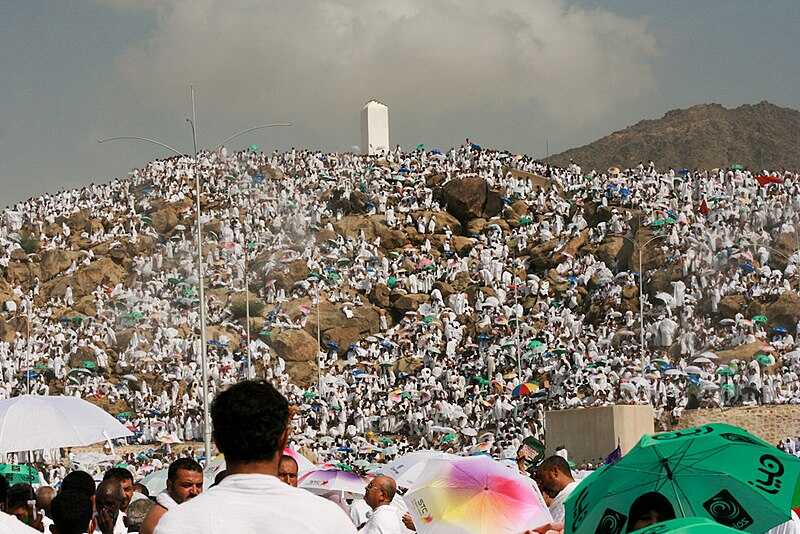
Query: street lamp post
98 86 290 464
617 233 668 361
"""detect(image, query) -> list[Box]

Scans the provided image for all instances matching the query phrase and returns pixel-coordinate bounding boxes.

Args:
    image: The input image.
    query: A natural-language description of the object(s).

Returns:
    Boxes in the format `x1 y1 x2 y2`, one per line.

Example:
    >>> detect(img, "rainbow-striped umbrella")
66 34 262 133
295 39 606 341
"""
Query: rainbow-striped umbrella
299 467 367 497
511 382 539 398
403 455 552 534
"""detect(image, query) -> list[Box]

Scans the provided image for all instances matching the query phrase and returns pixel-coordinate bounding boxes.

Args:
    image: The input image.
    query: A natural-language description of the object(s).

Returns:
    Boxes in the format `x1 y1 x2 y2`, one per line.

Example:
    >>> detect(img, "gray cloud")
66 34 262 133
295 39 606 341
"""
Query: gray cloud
100 0 658 153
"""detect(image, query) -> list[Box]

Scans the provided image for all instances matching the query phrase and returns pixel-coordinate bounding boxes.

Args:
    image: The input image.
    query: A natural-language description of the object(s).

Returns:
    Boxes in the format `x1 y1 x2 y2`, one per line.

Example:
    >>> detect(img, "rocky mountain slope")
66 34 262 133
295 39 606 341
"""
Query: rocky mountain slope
547 101 800 171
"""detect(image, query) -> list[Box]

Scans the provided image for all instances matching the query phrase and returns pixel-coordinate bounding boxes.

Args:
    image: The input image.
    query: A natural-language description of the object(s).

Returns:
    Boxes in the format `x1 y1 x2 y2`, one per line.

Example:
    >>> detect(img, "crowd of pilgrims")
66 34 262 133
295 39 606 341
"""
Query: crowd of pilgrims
1 142 800 484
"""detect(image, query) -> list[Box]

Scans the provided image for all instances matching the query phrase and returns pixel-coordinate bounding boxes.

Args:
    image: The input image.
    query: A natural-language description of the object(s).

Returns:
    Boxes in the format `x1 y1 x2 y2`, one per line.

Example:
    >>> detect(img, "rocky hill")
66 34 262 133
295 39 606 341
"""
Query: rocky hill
547 101 800 171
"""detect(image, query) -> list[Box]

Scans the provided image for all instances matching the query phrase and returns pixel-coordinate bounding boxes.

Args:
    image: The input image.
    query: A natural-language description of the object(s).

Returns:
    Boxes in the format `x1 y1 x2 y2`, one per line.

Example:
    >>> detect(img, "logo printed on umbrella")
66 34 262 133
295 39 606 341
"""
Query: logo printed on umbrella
703 489 753 530
720 432 765 446
634 525 670 534
595 508 626 534
571 486 590 531
412 498 430 519
748 454 785 495
651 425 714 441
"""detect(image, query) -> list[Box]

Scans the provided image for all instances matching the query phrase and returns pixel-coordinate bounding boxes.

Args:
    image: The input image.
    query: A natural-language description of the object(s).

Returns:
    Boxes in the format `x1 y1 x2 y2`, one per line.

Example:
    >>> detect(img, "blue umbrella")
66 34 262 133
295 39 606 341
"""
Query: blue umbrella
470 143 481 150
772 326 788 334
431 148 442 155
740 263 755 273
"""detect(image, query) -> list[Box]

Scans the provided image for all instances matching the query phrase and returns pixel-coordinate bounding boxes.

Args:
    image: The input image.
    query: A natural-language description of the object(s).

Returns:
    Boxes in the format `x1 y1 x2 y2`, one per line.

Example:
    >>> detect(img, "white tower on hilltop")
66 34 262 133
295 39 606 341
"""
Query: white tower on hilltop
361 100 389 156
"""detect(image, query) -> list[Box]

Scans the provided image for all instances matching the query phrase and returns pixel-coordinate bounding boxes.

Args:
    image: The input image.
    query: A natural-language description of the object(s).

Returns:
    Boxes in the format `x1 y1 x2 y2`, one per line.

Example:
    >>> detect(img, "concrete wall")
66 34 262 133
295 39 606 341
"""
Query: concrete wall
675 405 800 445
545 405 654 464
361 100 389 156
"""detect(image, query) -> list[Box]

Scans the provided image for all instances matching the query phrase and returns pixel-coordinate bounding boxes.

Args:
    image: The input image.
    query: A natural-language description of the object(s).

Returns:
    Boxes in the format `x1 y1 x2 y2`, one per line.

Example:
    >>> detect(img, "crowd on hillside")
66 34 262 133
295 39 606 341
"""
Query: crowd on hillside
1 143 800 482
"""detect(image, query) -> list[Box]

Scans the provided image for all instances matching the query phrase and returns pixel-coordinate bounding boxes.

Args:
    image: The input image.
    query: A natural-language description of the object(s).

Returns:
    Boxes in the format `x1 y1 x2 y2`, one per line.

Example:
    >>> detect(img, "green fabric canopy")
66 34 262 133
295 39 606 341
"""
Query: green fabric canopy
0 464 40 486
631 517 741 533
565 423 800 534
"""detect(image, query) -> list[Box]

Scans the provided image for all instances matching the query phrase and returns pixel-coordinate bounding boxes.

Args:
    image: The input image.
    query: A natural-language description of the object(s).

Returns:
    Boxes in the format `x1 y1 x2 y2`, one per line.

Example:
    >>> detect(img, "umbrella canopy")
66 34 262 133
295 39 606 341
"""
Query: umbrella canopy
511 383 540 398
404 455 552 534
0 464 40 486
382 450 460 488
299 467 366 497
0 395 132 453
564 423 800 534
631 517 741 533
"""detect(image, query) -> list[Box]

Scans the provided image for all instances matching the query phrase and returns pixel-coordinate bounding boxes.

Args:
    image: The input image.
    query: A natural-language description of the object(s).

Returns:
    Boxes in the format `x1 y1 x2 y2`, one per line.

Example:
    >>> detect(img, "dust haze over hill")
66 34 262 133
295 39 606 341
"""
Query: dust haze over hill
547 101 800 172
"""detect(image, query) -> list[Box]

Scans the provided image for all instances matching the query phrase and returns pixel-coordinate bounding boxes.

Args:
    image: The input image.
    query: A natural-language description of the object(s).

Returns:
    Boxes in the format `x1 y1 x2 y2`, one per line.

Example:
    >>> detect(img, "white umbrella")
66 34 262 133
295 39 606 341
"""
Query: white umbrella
299 468 367 497
692 357 713 364
403 455 552 534
0 395 132 453
697 351 719 360
664 369 684 376
684 365 704 375
382 450 460 488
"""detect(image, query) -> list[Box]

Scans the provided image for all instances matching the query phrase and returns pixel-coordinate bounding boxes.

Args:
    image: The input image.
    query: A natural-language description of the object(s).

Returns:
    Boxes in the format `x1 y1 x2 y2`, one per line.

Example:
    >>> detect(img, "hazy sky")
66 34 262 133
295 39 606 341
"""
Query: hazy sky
1 0 799 206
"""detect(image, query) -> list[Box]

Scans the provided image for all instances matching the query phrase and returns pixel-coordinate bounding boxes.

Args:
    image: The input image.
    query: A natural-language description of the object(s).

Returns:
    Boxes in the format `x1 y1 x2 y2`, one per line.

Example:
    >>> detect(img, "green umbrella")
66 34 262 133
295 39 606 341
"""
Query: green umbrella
0 464 40 486
423 316 434 324
415 143 425 150
248 144 259 152
82 360 97 369
721 383 736 394
731 164 745 171
752 315 768 325
387 276 398 288
527 340 544 350
755 354 775 366
631 517 741 533
441 433 457 444
565 423 800 534
519 216 532 226
716 366 735 377
303 391 317 399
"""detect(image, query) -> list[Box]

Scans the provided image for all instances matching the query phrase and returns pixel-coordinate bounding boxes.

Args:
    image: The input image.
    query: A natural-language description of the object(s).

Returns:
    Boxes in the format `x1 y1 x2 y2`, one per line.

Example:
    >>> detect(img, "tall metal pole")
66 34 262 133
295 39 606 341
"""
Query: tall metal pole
189 86 212 465
26 298 31 395
317 281 322 387
639 249 645 362
244 242 251 378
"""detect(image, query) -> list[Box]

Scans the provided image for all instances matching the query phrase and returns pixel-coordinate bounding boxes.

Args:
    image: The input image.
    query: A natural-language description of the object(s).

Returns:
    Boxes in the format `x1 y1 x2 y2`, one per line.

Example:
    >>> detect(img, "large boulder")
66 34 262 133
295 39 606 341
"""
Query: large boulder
151 206 179 235
5 262 41 290
40 257 126 301
333 215 376 241
594 237 626 268
40 249 79 281
272 260 309 291
452 236 476 255
285 361 318 387
764 292 800 328
269 329 319 362
465 218 487 236
412 210 462 235
719 295 747 319
440 177 503 222
369 284 391 308
392 293 430 312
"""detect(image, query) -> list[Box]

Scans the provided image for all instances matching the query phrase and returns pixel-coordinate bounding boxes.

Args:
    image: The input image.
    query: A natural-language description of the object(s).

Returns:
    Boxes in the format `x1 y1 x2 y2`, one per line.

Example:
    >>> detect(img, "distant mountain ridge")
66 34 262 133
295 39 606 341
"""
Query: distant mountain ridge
547 101 800 172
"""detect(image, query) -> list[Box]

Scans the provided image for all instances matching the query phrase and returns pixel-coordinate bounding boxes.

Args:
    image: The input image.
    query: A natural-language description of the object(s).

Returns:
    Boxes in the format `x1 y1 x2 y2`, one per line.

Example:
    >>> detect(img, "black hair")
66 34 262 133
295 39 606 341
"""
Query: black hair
0 475 8 509
167 458 203 483
103 467 134 483
60 471 96 498
6 484 34 510
626 491 676 532
51 491 93 534
210 380 289 462
538 455 572 477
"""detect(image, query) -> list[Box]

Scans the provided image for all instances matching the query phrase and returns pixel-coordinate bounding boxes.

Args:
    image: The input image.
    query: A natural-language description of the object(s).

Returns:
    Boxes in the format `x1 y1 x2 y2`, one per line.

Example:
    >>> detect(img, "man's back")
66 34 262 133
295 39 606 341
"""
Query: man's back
155 474 357 534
